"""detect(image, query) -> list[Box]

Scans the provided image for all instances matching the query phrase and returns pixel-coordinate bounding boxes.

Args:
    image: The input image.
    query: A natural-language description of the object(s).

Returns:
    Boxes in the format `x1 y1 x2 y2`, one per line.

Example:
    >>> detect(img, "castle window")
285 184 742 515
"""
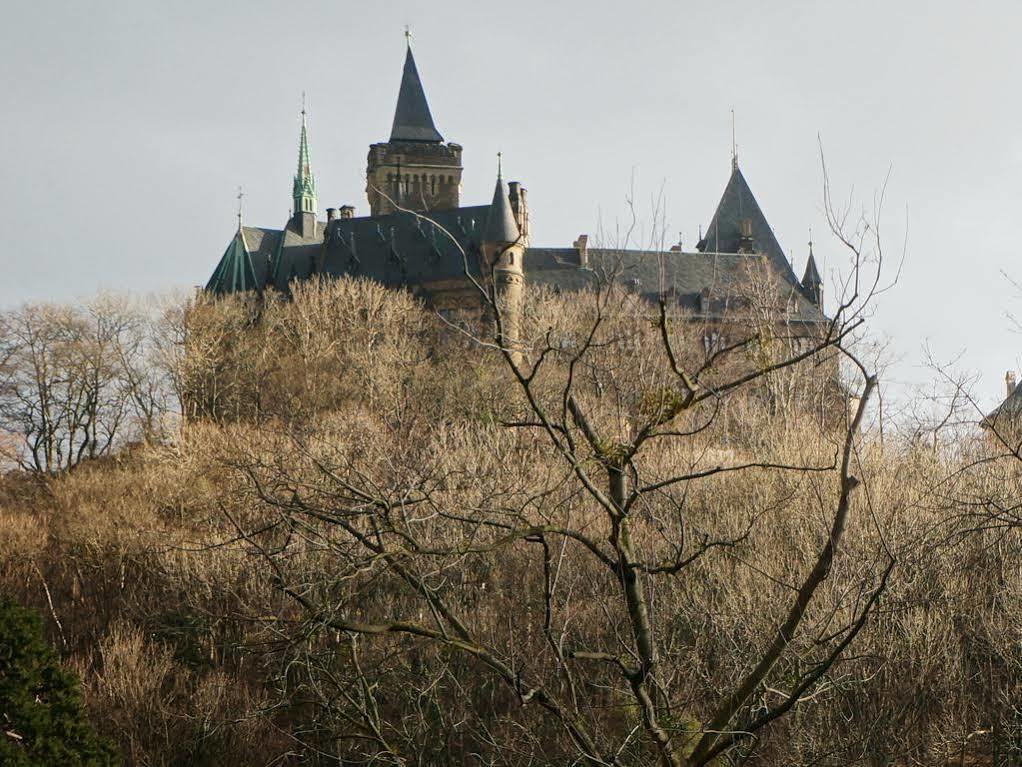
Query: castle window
508 253 515 266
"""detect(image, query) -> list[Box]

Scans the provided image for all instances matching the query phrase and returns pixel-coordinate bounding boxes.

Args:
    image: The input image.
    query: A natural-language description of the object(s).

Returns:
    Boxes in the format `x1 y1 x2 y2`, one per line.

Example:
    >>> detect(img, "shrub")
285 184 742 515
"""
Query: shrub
0 594 118 766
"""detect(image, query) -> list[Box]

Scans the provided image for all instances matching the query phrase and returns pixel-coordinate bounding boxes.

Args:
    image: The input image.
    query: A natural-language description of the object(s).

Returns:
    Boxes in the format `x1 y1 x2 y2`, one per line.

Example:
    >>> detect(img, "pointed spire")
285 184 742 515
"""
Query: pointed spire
390 43 443 143
802 248 822 287
484 157 519 244
801 233 823 306
292 102 317 217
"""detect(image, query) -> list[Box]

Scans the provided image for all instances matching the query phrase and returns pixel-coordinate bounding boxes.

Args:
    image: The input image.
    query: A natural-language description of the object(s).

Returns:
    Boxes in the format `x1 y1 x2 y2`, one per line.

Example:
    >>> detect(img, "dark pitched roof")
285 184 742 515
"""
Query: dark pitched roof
208 215 825 326
697 165 799 284
390 46 443 143
526 247 824 323
206 229 260 295
320 206 490 287
984 380 1022 429
266 222 327 291
483 177 519 243
802 250 822 287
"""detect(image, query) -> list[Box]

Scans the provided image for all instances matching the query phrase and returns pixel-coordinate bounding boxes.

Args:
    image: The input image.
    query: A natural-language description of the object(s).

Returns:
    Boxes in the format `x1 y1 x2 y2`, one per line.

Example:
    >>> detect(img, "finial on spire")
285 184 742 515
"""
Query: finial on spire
497 151 503 180
404 24 412 46
389 36 444 142
808 226 814 254
301 91 307 118
730 108 738 171
236 186 244 230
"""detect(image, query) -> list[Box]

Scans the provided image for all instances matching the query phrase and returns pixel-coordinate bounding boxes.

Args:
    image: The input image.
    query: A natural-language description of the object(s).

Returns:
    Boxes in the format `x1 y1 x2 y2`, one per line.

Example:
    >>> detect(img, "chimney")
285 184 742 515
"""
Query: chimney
508 182 529 242
1007 370 1018 398
326 207 338 221
339 205 355 219
573 234 589 267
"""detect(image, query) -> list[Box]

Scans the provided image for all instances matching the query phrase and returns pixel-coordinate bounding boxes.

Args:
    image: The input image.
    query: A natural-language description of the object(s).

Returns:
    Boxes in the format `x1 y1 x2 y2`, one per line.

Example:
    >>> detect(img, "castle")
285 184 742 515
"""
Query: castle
205 40 826 347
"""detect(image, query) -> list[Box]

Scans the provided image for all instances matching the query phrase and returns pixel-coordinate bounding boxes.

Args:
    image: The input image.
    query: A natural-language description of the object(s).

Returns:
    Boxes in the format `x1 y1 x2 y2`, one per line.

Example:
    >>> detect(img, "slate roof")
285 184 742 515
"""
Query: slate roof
984 381 1022 430
210 213 824 327
698 165 799 284
390 46 443 143
320 206 489 286
223 224 323 294
526 247 824 323
484 177 520 244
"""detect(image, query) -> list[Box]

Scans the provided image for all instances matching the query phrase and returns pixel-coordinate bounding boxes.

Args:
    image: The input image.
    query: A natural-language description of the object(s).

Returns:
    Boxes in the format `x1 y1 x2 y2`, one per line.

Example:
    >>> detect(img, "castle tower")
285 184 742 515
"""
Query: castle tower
292 106 318 239
483 161 525 354
366 40 463 216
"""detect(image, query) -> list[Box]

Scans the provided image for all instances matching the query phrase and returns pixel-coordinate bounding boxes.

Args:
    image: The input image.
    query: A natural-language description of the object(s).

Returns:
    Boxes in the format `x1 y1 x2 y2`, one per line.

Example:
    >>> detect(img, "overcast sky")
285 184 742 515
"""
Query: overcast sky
1 1 1019 411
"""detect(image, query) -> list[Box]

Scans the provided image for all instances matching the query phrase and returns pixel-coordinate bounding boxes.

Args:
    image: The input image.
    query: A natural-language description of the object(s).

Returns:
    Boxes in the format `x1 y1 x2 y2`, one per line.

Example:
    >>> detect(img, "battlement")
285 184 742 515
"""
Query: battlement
366 141 463 216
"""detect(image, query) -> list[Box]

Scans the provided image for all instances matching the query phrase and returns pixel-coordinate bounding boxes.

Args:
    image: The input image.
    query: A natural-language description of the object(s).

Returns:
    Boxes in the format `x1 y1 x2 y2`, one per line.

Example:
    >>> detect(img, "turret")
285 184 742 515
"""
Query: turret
366 38 463 216
292 106 318 239
483 159 525 356
801 243 822 307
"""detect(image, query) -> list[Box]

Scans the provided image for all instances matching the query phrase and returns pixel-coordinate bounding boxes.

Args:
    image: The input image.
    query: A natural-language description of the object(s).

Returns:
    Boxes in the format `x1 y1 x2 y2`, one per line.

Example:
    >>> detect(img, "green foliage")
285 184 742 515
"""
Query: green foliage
0 594 118 766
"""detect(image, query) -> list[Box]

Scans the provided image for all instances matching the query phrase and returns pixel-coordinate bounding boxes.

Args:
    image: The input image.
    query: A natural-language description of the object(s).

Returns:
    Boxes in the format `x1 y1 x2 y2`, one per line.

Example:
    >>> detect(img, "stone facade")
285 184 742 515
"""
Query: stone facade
366 140 463 217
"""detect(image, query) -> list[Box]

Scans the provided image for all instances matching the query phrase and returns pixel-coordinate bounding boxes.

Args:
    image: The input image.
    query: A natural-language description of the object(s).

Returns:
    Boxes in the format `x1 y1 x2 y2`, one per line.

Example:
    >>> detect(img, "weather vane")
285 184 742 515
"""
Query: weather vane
236 186 244 228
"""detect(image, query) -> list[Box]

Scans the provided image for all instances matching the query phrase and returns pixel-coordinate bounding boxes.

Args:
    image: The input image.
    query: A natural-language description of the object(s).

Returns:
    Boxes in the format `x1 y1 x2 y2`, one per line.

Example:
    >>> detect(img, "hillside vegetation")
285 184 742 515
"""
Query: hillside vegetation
2 279 1021 766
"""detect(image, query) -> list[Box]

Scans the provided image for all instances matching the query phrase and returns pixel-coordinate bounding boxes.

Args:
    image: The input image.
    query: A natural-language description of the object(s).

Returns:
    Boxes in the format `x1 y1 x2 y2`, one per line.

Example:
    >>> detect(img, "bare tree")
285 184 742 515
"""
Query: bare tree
191 166 906 766
0 295 175 472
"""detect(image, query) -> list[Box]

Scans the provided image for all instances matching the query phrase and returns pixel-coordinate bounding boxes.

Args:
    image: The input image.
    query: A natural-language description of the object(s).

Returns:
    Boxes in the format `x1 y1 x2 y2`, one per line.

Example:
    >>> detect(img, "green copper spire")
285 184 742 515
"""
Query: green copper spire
292 102 317 216
206 226 258 295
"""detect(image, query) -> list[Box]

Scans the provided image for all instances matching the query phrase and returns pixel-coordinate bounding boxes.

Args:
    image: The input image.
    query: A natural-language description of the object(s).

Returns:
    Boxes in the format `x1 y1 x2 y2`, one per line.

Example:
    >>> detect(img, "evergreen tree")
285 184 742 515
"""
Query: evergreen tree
0 594 118 766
